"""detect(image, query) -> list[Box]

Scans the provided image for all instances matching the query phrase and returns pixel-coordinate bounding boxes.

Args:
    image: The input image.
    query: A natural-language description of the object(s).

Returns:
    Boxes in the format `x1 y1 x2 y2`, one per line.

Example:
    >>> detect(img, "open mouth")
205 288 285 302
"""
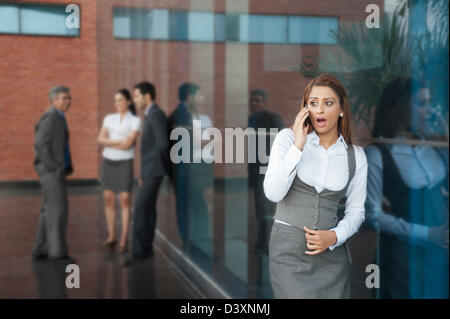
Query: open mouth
316 117 327 128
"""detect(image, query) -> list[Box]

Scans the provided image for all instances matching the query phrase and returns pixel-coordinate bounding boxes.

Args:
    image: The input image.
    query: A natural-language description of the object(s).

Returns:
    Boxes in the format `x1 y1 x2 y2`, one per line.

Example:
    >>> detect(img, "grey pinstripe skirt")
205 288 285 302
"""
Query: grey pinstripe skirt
269 221 351 299
100 157 134 192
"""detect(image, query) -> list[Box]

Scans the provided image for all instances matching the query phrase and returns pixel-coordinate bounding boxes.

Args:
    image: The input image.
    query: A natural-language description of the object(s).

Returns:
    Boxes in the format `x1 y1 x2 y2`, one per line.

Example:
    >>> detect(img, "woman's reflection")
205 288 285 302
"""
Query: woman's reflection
364 76 449 298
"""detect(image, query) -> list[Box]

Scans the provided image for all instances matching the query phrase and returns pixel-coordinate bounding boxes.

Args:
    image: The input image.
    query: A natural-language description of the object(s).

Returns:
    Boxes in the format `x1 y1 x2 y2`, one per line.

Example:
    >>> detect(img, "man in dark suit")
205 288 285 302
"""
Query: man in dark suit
126 82 169 265
168 83 214 250
248 89 285 254
32 86 75 264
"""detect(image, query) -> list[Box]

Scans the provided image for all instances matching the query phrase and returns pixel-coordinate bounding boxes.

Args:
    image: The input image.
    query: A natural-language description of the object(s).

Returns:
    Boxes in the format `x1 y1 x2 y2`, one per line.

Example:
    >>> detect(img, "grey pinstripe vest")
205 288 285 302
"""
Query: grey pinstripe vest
273 144 356 231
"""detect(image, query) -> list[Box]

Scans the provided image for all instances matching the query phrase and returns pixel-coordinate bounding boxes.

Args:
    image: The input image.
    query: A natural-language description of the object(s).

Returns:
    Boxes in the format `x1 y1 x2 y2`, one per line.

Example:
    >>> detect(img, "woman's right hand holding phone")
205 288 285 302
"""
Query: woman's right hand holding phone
292 105 310 151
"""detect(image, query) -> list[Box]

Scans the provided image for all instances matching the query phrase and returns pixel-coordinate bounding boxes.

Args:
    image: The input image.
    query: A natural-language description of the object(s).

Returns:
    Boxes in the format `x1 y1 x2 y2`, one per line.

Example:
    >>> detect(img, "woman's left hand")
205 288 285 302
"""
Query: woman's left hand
304 226 337 255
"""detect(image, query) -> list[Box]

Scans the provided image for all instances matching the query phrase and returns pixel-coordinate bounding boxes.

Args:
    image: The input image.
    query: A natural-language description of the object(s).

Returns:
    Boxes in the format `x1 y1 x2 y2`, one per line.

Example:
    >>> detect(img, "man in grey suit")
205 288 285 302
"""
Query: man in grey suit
125 81 169 265
32 86 75 264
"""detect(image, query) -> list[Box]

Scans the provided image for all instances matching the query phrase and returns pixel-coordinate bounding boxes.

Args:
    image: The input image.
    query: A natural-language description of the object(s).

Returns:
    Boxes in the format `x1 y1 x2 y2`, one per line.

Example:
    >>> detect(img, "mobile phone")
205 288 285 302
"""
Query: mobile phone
303 103 310 127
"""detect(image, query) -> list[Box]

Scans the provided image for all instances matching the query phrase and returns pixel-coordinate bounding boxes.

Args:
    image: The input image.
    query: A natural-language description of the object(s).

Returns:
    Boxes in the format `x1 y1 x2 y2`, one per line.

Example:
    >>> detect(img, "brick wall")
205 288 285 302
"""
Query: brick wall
0 0 382 182
0 0 99 181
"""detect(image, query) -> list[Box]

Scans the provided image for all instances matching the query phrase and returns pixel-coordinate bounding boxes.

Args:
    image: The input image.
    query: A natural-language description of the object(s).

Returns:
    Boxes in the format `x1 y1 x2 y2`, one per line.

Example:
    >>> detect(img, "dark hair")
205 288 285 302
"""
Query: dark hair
134 81 156 101
372 76 425 138
49 86 70 102
117 88 136 115
178 82 200 102
296 73 354 144
250 89 268 102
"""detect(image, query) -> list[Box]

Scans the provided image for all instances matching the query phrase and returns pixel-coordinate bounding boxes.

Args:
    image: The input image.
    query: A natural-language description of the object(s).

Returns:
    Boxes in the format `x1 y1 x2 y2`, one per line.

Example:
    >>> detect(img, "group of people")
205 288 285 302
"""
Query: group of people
31 81 213 266
31 73 448 298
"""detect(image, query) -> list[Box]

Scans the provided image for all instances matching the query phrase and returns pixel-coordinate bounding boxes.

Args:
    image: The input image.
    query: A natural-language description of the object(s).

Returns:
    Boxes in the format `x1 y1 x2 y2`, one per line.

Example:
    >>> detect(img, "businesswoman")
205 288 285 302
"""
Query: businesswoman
365 77 449 298
98 89 141 253
264 73 368 298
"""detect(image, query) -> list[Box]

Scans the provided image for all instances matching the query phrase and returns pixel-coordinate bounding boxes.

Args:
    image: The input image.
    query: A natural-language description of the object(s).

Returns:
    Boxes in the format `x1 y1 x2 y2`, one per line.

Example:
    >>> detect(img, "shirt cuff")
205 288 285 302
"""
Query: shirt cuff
328 226 345 251
284 145 302 172
411 223 429 243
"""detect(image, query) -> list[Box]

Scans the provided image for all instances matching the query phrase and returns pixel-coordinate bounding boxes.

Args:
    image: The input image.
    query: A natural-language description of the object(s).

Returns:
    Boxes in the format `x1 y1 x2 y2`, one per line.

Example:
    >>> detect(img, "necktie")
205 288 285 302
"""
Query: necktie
61 115 71 170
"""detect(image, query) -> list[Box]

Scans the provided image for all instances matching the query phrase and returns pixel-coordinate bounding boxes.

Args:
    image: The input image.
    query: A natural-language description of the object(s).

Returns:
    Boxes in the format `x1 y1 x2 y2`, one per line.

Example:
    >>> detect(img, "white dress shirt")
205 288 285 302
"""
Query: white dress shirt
192 113 214 163
263 128 368 250
102 111 141 161
364 138 448 246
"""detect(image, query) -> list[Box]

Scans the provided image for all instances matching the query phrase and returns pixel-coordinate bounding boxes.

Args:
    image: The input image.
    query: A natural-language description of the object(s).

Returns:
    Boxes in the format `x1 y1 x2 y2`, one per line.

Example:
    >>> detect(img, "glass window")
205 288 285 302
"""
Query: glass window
288 16 338 44
247 15 288 43
129 8 152 39
239 14 249 43
169 10 188 41
0 4 19 34
225 13 240 41
215 13 225 41
113 7 131 38
151 9 169 40
188 11 214 42
20 4 79 36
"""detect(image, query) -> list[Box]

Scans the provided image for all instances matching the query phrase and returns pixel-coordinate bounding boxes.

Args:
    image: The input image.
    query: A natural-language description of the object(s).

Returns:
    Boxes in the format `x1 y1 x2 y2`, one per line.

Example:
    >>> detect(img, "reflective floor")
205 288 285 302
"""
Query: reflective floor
0 179 378 299
0 184 202 299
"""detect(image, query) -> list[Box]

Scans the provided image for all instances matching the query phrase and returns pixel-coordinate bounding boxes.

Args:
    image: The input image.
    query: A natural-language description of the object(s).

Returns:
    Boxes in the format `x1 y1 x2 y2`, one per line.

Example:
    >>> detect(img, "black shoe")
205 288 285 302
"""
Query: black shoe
48 256 77 265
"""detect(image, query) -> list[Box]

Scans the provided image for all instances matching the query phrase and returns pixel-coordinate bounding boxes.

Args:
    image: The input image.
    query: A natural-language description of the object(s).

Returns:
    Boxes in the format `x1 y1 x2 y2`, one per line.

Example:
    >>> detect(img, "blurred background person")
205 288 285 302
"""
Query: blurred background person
365 76 449 298
168 83 214 254
32 86 75 264
125 81 169 266
97 89 141 253
247 89 285 254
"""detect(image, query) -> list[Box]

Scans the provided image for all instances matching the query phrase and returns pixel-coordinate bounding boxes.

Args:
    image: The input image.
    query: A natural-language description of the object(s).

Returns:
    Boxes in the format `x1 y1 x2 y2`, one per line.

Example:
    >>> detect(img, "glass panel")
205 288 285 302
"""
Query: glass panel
225 13 240 41
151 9 169 40
248 15 287 43
169 10 188 41
129 8 152 39
215 13 225 41
288 16 338 44
188 11 214 42
4 0 447 300
113 7 131 38
20 5 79 36
0 5 19 34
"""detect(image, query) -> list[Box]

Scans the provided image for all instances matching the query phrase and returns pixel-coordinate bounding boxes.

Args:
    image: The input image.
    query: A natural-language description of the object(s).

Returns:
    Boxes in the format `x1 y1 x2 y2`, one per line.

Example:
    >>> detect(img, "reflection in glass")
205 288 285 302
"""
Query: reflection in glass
365 77 449 298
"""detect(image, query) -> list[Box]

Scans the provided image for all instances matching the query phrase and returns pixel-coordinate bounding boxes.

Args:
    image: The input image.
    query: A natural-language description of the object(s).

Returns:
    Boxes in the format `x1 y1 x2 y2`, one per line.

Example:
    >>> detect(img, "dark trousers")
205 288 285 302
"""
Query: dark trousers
132 176 163 259
33 171 69 258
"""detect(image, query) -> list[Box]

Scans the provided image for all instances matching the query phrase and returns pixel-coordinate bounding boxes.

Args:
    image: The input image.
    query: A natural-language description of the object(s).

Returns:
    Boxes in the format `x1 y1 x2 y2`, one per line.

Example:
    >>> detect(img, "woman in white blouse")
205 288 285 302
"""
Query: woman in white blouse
97 89 141 253
264 73 368 298
365 77 449 298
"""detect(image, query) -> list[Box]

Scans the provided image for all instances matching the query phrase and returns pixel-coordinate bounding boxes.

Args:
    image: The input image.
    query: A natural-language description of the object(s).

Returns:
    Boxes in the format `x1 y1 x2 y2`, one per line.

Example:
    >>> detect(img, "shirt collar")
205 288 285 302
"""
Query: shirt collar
52 106 65 118
309 130 348 149
119 110 131 120
144 102 154 117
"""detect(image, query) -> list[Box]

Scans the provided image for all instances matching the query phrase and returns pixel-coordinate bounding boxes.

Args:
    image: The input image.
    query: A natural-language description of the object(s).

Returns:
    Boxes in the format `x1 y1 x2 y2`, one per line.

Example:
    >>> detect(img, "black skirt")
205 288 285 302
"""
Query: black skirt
100 157 134 192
